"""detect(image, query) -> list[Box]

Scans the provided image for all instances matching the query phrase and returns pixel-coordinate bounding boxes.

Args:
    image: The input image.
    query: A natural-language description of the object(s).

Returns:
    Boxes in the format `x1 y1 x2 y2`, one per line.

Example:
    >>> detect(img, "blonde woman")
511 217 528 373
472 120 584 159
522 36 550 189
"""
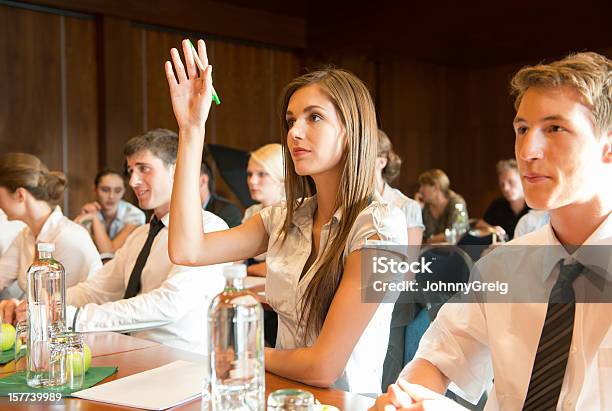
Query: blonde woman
165 39 407 393
376 130 424 248
0 153 101 298
244 143 285 277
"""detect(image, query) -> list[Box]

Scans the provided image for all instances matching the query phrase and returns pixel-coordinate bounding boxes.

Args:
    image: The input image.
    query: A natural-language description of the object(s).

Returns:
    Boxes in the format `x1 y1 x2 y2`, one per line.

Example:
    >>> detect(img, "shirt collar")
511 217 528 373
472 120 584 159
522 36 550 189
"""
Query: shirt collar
540 211 612 282
290 195 345 231
159 212 170 228
36 206 64 242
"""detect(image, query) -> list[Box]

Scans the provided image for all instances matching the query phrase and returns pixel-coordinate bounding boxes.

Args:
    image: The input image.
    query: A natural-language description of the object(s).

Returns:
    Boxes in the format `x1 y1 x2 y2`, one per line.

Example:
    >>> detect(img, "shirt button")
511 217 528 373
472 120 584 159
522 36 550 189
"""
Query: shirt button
571 346 578 354
564 399 573 409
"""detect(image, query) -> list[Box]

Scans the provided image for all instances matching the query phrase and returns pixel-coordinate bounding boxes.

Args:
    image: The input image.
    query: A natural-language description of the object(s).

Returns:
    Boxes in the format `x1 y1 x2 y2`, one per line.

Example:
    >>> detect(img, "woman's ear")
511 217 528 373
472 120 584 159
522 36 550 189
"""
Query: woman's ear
375 156 388 171
14 187 29 203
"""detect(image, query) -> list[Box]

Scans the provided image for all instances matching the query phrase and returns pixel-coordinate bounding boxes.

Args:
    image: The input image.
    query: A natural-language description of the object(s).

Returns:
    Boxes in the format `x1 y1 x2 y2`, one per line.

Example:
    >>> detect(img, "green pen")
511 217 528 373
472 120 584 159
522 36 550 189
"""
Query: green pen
188 40 221 105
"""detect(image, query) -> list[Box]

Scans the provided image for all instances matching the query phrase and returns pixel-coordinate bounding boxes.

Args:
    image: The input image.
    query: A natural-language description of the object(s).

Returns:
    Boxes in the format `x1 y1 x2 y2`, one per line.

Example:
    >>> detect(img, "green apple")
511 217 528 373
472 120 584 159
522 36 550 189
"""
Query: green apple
1 323 16 351
66 343 92 376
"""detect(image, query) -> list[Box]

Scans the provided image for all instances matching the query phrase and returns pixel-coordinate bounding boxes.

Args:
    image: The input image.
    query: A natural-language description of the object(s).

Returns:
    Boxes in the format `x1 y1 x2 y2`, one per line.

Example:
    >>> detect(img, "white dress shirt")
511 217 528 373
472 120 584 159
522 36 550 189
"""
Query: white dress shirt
381 183 424 231
260 195 408 394
0 206 101 299
0 209 25 256
410 212 612 410
66 210 228 354
514 209 550 239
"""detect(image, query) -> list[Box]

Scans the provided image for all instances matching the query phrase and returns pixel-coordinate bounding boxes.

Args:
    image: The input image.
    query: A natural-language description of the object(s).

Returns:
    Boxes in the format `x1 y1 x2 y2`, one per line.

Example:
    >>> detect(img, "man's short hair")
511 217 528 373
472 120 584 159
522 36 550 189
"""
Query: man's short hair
496 159 518 176
199 152 216 192
123 128 178 167
510 52 612 136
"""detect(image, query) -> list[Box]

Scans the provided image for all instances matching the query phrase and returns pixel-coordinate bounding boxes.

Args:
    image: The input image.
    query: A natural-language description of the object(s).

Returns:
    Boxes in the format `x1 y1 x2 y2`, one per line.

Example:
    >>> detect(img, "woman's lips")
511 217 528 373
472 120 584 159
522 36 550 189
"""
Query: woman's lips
292 147 311 158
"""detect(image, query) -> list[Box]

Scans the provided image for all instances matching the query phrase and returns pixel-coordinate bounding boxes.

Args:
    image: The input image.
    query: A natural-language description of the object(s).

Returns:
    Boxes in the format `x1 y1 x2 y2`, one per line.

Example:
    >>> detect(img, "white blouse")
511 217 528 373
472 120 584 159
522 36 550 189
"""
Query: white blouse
381 183 424 230
0 209 25 256
259 196 408 394
0 206 102 299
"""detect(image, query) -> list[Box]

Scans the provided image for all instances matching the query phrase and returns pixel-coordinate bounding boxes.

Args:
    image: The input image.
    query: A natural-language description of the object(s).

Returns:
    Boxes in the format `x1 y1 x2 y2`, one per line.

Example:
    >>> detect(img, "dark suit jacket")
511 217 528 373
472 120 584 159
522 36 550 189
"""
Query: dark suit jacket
204 194 242 228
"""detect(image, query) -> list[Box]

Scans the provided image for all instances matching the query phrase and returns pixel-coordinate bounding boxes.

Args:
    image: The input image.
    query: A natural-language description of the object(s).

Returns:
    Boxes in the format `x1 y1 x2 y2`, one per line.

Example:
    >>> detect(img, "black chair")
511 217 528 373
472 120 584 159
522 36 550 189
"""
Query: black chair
457 231 494 262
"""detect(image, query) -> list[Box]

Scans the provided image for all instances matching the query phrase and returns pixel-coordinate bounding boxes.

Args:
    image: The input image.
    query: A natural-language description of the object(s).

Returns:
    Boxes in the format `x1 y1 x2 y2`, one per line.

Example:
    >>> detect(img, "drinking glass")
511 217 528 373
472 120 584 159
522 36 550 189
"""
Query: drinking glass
267 389 314 411
14 320 28 371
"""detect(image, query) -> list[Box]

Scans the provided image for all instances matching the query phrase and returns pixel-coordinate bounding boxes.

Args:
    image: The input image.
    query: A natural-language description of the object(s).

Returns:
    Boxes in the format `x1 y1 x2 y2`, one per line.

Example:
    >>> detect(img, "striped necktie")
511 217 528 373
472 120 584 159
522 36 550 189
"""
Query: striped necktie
523 260 584 410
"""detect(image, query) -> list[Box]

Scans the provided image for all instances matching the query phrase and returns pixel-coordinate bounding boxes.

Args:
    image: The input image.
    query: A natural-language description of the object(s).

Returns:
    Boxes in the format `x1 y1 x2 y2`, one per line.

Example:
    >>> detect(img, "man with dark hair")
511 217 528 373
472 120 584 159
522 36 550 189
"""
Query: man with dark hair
2 129 228 354
200 153 242 228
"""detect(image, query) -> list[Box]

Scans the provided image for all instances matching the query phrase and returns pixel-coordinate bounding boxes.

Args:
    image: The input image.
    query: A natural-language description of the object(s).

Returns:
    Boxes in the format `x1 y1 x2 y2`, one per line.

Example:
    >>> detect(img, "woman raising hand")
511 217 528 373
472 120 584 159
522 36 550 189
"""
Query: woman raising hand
165 39 407 394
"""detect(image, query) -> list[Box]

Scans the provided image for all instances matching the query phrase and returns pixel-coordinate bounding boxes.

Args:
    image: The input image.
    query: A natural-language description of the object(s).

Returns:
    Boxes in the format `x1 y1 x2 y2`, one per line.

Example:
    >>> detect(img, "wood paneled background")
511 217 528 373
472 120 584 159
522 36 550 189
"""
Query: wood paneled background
1 1 610 218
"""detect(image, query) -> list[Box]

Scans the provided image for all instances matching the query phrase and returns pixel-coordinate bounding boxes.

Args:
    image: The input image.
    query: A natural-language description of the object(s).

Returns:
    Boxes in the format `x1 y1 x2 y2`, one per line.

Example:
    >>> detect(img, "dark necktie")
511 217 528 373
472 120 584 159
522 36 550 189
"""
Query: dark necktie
123 217 165 299
523 260 584 410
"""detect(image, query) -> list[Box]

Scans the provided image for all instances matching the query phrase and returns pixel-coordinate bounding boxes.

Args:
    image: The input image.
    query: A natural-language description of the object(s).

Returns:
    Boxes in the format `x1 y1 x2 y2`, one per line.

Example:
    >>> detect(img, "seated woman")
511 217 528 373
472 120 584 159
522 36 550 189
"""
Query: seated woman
418 169 467 243
0 153 101 298
165 39 407 393
74 169 145 257
376 130 424 248
477 159 529 240
243 143 285 277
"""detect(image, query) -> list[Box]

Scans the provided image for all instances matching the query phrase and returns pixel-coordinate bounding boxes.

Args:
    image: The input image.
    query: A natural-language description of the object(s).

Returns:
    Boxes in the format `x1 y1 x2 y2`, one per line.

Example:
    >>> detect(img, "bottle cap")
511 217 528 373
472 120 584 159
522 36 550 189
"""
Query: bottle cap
37 243 55 253
223 263 247 280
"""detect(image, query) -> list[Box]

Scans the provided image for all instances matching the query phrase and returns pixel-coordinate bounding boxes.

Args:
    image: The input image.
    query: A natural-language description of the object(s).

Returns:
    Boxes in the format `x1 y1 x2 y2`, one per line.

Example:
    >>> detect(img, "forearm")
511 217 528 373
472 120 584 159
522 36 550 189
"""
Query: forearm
247 262 267 277
264 346 340 388
169 127 207 265
428 232 446 243
399 358 450 394
91 218 113 253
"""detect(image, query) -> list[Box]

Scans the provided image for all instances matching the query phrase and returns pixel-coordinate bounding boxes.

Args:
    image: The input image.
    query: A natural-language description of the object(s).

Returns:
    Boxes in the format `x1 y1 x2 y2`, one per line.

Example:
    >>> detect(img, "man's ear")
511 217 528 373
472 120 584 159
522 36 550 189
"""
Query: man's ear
603 131 612 164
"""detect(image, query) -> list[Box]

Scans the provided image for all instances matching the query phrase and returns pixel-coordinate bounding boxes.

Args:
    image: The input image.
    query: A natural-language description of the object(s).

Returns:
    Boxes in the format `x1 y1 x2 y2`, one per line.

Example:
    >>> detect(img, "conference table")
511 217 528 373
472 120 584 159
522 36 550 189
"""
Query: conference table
0 332 375 410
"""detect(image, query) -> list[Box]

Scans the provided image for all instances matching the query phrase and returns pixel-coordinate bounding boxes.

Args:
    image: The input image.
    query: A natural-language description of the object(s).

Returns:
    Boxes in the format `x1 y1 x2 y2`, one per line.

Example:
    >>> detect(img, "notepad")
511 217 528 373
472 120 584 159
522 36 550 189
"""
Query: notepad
72 360 206 410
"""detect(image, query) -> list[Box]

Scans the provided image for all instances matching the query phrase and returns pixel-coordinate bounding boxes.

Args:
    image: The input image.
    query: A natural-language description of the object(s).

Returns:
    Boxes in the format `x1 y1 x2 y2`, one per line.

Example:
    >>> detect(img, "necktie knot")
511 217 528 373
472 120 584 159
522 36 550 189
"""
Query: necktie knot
556 260 583 287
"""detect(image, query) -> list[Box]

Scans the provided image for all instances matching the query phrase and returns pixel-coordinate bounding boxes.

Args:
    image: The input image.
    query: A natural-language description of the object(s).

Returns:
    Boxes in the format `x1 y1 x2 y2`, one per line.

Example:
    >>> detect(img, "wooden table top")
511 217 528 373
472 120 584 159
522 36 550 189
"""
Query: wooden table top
0 332 374 410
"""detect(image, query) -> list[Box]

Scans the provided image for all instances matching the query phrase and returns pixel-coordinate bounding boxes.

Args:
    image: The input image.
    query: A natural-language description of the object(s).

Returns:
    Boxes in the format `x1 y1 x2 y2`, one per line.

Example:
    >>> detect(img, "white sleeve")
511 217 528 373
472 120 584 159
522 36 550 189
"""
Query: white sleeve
404 200 425 229
50 225 102 289
66 241 130 308
258 203 285 236
407 301 492 403
346 202 408 253
72 263 224 333
0 232 22 291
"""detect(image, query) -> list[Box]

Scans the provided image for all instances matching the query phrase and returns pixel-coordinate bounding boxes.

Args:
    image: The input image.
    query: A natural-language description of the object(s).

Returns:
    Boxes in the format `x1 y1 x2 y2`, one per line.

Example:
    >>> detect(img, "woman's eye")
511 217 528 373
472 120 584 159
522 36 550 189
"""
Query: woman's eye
311 114 322 122
286 119 295 127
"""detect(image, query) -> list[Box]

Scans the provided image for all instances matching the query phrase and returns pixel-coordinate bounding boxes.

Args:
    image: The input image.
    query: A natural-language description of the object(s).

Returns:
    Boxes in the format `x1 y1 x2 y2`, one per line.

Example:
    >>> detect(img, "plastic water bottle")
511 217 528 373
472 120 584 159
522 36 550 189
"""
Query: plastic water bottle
452 203 469 238
208 264 265 411
26 243 66 388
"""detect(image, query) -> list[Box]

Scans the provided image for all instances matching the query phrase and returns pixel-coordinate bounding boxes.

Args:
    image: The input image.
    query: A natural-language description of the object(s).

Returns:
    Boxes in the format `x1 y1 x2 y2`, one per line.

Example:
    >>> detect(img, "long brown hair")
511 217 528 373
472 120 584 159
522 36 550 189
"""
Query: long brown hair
279 68 378 342
0 153 67 205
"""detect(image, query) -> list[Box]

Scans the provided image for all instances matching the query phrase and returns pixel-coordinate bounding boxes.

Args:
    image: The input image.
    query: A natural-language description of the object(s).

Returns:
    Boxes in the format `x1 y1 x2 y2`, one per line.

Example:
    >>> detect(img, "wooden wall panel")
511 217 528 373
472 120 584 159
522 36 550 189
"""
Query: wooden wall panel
100 16 144 173
377 60 448 199
0 4 62 167
65 15 98 217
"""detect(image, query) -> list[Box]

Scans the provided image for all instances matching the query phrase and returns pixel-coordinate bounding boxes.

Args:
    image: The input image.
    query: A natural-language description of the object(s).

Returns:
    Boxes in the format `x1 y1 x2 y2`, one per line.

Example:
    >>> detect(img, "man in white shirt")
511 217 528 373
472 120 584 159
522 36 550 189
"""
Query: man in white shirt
4 129 227 354
371 52 612 410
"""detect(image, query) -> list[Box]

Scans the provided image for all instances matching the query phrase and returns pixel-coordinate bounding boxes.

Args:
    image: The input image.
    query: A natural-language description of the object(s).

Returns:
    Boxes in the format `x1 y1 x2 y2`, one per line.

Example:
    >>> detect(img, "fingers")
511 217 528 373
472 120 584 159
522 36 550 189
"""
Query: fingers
170 47 188 83
197 39 209 67
182 39 197 80
16 301 27 324
165 61 178 88
0 299 17 324
389 383 415 407
370 393 397 411
395 380 440 402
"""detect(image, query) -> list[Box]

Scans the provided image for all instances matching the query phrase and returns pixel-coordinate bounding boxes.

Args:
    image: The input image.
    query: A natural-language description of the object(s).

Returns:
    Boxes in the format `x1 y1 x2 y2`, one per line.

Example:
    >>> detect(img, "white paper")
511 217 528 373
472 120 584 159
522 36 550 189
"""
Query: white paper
72 360 206 410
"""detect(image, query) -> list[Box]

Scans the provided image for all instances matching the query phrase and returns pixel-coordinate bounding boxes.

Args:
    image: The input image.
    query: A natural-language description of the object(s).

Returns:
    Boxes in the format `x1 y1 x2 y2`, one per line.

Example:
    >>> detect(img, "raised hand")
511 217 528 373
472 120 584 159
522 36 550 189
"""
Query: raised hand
165 39 213 134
